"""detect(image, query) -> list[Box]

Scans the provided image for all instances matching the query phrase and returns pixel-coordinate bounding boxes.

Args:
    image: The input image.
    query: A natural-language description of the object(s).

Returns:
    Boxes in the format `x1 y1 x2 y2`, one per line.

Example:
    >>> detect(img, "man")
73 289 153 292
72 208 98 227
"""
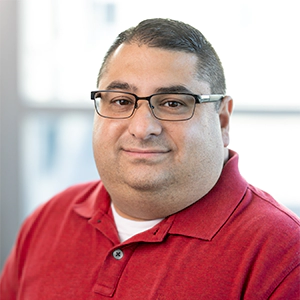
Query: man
1 18 299 299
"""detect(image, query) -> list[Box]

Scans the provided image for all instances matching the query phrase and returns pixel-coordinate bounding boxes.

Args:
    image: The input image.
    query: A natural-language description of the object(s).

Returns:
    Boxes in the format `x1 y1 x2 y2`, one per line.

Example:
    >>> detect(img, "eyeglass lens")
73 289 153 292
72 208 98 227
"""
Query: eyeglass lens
94 91 196 121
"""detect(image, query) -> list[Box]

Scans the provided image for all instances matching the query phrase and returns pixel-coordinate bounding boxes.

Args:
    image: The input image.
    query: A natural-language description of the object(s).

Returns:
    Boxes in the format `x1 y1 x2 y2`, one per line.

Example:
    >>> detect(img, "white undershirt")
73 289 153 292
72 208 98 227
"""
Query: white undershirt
111 203 164 243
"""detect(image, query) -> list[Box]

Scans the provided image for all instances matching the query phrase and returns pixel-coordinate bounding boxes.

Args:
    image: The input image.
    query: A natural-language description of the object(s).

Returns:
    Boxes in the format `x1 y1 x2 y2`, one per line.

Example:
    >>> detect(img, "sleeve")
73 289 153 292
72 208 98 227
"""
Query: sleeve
269 265 300 300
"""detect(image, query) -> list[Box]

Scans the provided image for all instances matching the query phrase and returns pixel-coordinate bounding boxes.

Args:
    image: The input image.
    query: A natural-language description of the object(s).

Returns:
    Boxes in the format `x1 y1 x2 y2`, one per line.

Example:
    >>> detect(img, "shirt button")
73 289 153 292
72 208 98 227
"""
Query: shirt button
112 249 124 260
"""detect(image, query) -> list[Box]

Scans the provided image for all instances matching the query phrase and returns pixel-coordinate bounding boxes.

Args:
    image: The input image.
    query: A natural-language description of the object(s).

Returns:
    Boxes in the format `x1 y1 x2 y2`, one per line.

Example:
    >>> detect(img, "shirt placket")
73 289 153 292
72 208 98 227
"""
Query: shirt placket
89 209 175 297
93 244 138 297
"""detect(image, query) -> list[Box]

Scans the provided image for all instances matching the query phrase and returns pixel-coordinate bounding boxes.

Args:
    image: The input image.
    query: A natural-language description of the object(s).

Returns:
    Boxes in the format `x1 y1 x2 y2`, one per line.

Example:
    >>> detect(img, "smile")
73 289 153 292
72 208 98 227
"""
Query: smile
122 148 170 160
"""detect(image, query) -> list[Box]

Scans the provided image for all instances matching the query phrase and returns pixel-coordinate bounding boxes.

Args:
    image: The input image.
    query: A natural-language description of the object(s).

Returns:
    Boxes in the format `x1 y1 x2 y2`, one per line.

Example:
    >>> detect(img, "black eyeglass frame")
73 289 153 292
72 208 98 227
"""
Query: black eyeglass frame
90 90 224 121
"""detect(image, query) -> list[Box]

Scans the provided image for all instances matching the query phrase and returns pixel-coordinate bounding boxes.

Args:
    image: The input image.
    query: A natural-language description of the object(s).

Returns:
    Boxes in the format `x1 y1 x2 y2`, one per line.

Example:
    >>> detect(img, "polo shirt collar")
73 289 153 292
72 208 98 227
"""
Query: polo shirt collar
73 181 110 218
73 150 248 242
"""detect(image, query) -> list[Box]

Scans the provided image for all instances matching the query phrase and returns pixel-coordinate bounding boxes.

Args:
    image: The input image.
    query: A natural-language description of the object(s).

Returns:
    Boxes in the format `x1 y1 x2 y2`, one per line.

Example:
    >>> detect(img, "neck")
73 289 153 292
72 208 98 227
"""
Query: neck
107 180 215 220
223 148 229 165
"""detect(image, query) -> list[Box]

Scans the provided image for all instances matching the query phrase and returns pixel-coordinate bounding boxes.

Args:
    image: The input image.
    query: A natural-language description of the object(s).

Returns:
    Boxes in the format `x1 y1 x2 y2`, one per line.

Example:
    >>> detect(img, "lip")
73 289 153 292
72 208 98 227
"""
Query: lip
122 147 170 159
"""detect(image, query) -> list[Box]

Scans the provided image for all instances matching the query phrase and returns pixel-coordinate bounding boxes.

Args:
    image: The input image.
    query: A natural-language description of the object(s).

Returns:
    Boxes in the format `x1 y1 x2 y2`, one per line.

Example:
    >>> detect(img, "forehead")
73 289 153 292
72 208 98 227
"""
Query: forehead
99 43 209 94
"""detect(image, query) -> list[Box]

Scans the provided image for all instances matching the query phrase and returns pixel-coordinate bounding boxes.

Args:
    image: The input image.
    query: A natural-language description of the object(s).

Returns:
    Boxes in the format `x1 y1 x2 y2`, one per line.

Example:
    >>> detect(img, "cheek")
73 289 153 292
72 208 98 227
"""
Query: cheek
182 116 224 165
93 116 123 143
92 118 105 152
92 118 123 179
92 118 118 159
169 123 205 167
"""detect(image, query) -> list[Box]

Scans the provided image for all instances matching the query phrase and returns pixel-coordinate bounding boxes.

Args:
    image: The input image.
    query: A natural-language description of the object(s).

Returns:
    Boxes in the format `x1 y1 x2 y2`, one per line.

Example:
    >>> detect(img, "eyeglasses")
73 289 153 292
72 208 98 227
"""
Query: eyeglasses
90 90 224 121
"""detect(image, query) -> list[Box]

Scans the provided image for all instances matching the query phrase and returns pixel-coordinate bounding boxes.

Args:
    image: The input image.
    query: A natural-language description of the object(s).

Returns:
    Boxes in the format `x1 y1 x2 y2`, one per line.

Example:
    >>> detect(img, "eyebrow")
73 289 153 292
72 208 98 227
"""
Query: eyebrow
105 81 193 94
106 81 134 91
155 85 193 94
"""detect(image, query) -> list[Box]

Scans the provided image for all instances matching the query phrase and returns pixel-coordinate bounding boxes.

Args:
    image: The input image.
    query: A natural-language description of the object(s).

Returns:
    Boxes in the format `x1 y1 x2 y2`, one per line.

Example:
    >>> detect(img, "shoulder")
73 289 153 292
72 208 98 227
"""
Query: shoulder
222 183 300 262
232 184 300 263
245 184 300 229
224 184 300 298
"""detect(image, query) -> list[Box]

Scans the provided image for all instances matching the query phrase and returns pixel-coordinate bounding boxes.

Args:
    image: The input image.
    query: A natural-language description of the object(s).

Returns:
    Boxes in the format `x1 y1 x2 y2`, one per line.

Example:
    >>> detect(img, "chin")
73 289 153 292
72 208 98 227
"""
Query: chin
126 179 166 192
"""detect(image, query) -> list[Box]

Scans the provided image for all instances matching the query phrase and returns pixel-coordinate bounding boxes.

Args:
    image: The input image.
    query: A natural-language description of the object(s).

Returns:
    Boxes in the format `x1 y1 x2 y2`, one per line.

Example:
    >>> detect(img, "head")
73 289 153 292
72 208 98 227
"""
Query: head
97 18 226 98
93 18 233 220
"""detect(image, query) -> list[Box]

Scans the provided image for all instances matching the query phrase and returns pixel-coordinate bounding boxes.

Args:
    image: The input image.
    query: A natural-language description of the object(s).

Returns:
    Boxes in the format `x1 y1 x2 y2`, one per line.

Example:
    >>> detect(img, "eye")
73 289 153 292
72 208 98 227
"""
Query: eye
162 100 184 108
110 96 135 106
159 96 187 109
113 98 132 106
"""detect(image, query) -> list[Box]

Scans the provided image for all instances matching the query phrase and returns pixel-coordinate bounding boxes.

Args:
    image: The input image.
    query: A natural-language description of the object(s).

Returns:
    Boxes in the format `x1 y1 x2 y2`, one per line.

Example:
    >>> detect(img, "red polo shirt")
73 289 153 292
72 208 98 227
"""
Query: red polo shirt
1 151 299 299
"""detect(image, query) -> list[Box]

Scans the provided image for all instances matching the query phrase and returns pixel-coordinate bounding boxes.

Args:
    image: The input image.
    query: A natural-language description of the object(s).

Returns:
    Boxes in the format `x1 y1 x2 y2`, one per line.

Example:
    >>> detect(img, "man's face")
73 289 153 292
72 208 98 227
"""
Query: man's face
93 43 231 220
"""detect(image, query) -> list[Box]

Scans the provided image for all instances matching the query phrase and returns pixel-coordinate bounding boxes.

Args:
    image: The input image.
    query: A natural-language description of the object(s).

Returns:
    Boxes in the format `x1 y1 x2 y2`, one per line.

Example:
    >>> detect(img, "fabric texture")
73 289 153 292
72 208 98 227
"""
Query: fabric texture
1 151 299 299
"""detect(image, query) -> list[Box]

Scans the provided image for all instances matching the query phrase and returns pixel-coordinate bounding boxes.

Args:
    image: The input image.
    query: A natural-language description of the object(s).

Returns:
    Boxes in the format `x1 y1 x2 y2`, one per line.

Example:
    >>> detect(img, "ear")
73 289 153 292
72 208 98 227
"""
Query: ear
218 96 233 147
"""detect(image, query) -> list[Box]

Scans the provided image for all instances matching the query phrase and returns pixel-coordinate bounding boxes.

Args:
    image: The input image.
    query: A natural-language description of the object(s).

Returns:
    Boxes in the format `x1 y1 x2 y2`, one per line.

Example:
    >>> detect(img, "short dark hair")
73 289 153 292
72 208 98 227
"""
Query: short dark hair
97 18 226 95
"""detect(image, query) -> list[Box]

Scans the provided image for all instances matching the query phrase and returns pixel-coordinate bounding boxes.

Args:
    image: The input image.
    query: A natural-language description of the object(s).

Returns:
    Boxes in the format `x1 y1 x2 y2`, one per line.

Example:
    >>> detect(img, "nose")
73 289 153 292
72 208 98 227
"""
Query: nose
128 101 162 139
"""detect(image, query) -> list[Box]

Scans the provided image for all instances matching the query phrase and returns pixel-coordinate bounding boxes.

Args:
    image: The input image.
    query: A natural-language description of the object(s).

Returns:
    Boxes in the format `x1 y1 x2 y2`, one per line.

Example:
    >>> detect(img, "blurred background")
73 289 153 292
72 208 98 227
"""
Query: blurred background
1 0 299 269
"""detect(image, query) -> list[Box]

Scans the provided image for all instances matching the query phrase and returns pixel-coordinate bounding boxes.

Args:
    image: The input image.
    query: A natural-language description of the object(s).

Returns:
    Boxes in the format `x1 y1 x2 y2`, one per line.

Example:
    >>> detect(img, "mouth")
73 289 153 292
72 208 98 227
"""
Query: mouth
121 147 170 160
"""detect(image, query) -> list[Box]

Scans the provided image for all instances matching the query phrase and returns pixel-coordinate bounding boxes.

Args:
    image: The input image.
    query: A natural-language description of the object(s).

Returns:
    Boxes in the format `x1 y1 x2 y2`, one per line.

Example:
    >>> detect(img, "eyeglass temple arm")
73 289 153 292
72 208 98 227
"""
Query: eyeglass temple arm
197 94 224 103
